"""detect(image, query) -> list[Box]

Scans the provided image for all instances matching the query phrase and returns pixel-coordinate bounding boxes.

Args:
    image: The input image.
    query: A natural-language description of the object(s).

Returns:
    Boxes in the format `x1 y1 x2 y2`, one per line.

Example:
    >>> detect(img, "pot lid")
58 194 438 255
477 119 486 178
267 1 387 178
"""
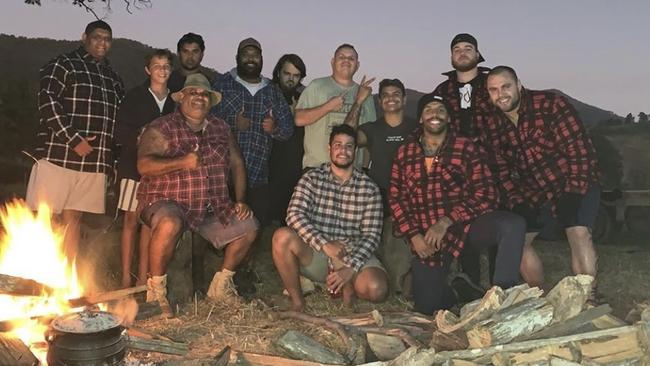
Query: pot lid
51 310 121 334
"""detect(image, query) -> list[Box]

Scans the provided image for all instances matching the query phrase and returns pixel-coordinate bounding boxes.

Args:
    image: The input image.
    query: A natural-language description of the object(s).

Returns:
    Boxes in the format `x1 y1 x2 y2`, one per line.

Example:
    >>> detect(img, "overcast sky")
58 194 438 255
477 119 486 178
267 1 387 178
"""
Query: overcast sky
1 0 648 116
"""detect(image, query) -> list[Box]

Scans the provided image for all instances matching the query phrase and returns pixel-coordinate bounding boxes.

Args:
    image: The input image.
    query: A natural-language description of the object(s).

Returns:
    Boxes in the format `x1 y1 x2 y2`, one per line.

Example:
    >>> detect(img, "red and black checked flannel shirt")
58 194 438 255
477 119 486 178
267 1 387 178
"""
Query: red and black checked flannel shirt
389 130 498 266
36 47 124 173
432 67 493 139
137 111 235 231
480 89 600 211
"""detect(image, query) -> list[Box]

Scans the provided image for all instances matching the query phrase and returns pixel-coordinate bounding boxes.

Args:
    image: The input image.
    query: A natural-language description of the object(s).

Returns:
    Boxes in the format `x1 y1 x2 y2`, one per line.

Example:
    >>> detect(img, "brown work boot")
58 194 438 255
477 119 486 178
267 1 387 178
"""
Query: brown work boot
146 275 174 318
207 269 242 304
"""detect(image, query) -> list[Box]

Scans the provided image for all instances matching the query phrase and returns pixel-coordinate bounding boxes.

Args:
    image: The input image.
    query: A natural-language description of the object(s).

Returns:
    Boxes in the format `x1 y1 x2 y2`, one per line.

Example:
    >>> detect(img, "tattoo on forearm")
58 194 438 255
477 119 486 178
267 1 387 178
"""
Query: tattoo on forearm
138 127 168 158
344 103 362 128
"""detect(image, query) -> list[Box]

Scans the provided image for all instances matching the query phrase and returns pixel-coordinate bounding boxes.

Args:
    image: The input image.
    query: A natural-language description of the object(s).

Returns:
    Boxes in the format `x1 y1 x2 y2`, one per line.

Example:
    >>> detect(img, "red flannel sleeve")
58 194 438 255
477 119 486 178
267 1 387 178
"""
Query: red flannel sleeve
389 144 421 240
551 95 596 195
448 141 499 223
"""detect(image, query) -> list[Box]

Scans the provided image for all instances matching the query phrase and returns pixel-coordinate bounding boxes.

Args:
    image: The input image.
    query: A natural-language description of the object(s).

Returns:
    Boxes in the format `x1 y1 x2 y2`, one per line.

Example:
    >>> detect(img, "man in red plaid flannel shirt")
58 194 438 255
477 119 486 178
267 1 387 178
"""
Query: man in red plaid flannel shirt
389 94 523 314
485 66 600 296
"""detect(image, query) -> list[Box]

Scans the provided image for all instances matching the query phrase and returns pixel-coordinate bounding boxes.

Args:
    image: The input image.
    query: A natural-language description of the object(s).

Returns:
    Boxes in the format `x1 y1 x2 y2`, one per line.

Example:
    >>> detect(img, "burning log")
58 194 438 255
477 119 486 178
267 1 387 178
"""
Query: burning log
67 284 147 307
0 333 39 366
0 273 55 297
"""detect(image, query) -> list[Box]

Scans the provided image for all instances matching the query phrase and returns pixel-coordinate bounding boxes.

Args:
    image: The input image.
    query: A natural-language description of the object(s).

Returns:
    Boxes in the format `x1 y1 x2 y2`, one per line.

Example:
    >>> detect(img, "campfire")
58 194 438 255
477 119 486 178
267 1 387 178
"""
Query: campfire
0 200 85 363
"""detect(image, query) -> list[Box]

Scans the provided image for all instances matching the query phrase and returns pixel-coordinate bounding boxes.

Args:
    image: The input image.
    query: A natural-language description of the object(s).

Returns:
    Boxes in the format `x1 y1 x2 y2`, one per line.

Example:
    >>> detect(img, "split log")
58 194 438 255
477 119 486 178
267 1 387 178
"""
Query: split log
0 333 39 366
125 335 189 356
436 286 505 333
466 297 554 348
386 346 436 366
366 333 405 361
67 284 147 307
429 328 469 352
275 330 347 365
545 274 593 323
331 311 433 328
279 311 353 351
0 273 54 296
517 304 612 341
499 283 544 309
229 350 345 366
423 324 644 363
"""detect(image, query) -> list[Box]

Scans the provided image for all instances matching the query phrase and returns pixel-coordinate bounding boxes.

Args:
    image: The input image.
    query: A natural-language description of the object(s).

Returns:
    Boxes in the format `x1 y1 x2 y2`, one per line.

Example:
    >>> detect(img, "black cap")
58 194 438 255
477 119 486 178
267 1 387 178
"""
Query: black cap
417 94 451 121
450 33 485 63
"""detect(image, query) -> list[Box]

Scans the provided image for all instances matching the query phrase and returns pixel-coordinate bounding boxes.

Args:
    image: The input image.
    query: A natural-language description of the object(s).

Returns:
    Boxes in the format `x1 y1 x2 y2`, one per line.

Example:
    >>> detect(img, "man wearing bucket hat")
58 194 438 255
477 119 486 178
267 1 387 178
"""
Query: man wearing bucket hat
136 74 258 317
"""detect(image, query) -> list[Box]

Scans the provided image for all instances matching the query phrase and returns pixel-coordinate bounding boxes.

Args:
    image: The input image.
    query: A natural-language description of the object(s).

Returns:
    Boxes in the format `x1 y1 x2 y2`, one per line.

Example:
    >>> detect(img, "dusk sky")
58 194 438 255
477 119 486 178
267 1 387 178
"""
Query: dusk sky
1 0 648 117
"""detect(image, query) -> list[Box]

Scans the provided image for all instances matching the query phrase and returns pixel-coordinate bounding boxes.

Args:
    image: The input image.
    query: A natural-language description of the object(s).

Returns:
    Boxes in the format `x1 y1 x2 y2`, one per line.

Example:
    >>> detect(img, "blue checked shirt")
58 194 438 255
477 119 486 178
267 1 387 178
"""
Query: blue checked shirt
211 69 293 187
35 46 124 173
286 163 384 272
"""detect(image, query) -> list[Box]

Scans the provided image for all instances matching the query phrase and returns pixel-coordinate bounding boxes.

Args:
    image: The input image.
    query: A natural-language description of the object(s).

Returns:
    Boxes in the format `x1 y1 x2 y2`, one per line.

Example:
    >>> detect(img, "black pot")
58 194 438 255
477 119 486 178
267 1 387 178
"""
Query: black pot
46 311 126 366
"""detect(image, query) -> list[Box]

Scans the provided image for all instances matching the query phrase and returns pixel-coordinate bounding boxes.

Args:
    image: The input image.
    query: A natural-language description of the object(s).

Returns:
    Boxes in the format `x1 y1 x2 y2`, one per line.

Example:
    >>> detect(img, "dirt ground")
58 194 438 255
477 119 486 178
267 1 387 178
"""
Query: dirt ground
66 214 650 363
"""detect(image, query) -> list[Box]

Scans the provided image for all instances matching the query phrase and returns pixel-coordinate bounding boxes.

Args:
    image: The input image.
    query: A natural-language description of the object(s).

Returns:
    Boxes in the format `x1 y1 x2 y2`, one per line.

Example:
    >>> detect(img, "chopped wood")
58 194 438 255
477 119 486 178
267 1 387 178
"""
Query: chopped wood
517 304 612 341
371 310 385 327
229 350 344 366
125 334 189 356
591 312 628 330
355 326 420 348
466 298 554 348
0 313 55 332
436 286 505 333
500 283 544 309
68 284 147 307
330 311 433 328
275 330 347 365
366 333 405 361
625 301 650 324
424 324 642 363
0 333 39 366
279 310 353 350
429 328 469 352
386 346 436 366
0 273 55 297
545 274 593 323
214 345 231 366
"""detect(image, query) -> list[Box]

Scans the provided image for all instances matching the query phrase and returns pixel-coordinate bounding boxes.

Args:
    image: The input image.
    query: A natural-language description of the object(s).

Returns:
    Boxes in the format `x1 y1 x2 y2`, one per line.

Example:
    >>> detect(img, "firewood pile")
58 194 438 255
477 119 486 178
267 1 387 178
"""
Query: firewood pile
269 275 650 366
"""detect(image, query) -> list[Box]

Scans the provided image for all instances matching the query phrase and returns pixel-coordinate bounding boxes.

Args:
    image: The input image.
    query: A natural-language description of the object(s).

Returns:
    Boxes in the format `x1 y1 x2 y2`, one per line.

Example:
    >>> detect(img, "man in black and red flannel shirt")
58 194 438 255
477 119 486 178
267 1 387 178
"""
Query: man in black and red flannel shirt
485 66 600 296
389 94 523 315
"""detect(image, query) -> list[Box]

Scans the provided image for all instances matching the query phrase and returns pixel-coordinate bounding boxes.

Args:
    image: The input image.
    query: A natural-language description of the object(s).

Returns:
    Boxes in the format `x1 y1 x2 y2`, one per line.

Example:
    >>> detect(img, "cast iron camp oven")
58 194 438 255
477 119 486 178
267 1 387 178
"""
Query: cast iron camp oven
46 310 126 366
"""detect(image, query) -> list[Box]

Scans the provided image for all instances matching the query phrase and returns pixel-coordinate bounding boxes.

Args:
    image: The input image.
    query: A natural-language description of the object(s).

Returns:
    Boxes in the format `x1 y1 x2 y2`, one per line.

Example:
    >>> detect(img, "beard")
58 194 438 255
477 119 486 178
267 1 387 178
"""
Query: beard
237 61 262 80
332 159 353 169
452 56 479 72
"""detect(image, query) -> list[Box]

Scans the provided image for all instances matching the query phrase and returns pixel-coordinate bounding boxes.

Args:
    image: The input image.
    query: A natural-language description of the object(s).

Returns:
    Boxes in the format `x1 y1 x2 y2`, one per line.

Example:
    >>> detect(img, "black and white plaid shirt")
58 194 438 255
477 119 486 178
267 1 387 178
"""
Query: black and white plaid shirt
35 46 124 173
286 163 383 272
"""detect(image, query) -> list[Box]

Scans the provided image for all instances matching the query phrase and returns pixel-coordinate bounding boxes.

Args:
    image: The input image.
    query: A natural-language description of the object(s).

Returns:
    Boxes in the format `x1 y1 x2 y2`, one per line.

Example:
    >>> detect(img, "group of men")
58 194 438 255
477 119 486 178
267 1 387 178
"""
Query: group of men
26 20 601 317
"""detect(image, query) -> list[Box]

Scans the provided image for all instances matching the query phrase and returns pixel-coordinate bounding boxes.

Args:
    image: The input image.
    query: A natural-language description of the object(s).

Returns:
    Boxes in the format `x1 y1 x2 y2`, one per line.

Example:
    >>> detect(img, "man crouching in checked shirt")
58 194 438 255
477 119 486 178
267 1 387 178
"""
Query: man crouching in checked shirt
485 66 601 299
389 94 513 315
272 124 388 312
136 74 258 317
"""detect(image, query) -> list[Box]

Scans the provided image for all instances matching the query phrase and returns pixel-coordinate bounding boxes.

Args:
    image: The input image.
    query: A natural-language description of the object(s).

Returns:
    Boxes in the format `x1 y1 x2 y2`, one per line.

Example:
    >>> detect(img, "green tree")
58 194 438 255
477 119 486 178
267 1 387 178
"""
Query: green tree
624 113 635 124
639 112 649 125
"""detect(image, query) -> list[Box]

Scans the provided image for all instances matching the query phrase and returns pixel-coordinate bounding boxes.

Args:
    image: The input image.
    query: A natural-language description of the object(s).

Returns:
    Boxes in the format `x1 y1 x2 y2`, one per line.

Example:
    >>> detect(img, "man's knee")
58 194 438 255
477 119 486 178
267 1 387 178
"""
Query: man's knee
153 215 184 238
566 226 593 245
272 227 299 254
356 268 388 303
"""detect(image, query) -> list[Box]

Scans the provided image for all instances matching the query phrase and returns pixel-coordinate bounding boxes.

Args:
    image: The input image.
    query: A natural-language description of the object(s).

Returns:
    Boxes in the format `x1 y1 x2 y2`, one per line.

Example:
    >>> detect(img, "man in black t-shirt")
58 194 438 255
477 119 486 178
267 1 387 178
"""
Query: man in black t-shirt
358 79 417 295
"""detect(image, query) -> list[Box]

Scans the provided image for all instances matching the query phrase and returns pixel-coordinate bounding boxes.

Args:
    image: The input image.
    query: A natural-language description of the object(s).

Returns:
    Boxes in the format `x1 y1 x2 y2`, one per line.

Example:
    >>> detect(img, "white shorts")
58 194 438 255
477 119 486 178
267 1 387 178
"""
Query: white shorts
118 178 139 212
25 159 106 214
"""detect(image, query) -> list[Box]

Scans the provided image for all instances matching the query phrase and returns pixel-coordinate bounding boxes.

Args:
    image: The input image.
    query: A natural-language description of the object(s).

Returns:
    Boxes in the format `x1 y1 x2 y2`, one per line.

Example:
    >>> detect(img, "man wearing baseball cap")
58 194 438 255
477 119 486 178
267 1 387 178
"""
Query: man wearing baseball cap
432 33 526 291
137 74 258 317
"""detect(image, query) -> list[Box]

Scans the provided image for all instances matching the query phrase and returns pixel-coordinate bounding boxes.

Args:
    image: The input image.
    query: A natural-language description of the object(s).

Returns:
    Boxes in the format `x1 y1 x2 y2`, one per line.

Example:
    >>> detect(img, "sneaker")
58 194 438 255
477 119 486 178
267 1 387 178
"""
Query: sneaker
146 275 174 318
207 271 242 303
448 272 486 304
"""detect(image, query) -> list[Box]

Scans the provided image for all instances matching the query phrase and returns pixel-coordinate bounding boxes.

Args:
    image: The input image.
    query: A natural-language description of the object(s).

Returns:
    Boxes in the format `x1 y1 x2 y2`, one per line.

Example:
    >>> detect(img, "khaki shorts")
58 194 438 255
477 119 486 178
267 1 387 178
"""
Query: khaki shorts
26 159 106 214
301 248 386 283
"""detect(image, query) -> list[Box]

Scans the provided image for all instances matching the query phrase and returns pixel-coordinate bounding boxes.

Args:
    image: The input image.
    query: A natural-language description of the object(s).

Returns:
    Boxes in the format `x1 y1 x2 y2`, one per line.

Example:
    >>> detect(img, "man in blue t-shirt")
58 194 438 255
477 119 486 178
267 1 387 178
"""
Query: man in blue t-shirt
358 79 417 295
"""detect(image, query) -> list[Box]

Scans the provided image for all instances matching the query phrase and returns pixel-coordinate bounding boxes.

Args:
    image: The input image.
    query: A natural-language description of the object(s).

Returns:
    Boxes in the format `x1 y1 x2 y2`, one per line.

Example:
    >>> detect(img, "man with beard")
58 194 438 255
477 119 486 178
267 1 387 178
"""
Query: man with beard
433 33 526 292
357 78 417 295
26 20 124 263
268 54 307 224
485 66 600 297
211 37 293 227
168 33 218 93
389 95 521 314
295 44 376 169
137 74 258 317
272 124 387 312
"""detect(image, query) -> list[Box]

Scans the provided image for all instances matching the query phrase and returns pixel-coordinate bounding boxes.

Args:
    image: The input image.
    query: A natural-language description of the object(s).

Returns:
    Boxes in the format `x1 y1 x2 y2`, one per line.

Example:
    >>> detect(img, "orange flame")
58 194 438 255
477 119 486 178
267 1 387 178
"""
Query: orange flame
0 200 85 362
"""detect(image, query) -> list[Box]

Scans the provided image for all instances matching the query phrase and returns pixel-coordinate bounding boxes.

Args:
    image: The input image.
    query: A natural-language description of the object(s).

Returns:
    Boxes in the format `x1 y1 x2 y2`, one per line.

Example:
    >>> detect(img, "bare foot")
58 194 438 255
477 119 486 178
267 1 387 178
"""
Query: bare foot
121 276 132 289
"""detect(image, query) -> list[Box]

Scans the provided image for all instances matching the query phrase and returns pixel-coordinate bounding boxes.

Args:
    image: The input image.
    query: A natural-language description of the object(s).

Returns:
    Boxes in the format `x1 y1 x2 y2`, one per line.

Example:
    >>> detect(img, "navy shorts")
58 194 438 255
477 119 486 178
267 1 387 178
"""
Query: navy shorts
539 185 600 231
